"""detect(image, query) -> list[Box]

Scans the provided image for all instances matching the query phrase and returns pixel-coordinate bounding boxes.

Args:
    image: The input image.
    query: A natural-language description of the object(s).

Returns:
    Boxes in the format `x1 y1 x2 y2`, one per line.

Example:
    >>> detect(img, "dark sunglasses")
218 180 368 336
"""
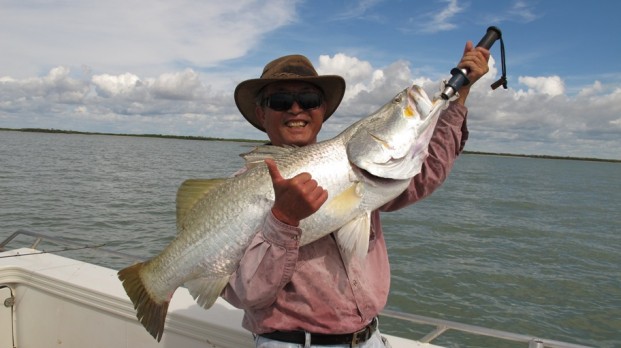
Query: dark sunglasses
262 92 323 111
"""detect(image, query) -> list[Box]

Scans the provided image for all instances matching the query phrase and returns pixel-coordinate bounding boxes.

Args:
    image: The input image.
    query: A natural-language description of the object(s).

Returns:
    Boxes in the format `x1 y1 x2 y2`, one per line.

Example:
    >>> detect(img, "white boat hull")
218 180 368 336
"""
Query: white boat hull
0 248 432 348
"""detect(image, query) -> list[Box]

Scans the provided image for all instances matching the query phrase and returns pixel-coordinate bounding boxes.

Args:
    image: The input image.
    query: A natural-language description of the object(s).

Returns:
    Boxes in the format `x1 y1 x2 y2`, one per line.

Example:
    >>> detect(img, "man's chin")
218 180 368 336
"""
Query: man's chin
283 133 314 147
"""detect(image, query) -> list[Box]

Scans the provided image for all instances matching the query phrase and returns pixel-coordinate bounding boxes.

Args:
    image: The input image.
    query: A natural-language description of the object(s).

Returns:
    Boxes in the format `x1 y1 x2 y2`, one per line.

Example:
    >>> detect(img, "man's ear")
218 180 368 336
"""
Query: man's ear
255 105 265 125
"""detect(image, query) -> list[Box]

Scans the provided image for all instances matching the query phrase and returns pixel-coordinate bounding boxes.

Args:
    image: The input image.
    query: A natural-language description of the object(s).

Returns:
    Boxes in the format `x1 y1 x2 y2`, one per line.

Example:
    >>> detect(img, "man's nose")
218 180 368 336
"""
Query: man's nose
287 101 304 113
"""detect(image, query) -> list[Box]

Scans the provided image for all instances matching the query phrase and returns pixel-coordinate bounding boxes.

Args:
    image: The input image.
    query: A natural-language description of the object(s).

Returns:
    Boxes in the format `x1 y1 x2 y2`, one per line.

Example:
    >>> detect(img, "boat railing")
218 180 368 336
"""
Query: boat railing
0 229 593 348
380 309 591 348
0 229 142 263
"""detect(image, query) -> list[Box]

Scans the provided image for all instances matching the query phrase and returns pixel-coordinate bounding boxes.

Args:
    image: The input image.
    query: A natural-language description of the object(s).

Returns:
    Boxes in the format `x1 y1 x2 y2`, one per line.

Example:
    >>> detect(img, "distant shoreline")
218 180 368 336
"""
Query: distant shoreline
0 127 264 144
2 127 619 163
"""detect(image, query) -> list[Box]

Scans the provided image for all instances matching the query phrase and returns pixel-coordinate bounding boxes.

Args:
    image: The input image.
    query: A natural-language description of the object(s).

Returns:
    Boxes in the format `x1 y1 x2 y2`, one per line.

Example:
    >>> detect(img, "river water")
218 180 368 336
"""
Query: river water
1 131 619 347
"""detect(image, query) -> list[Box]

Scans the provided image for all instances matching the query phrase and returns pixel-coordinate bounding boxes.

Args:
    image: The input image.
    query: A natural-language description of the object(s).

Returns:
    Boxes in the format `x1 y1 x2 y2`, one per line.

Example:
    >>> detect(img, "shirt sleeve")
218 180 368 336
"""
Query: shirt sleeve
221 211 302 310
380 101 469 212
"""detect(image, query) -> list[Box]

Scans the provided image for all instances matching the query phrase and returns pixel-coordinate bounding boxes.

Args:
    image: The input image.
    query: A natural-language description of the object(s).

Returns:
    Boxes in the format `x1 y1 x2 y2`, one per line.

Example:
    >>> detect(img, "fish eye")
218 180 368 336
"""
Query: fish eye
394 95 402 103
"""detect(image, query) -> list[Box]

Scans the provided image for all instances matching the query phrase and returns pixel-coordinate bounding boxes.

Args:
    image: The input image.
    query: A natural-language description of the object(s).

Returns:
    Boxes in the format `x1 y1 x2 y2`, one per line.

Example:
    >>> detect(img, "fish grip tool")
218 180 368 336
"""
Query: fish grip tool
441 26 507 100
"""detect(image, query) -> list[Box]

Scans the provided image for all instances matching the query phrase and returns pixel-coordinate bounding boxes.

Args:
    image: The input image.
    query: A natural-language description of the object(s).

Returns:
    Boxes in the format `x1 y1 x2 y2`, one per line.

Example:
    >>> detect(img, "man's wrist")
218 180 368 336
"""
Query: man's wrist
271 207 300 227
455 87 469 105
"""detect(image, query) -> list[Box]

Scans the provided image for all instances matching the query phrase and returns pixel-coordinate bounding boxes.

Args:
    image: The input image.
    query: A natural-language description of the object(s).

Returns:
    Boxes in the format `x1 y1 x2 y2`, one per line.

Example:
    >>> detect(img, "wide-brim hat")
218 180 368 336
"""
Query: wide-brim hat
234 54 346 132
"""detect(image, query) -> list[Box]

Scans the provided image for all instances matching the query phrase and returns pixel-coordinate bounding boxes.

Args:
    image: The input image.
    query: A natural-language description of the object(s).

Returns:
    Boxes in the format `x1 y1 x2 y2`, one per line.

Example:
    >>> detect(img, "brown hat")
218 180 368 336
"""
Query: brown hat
234 54 346 132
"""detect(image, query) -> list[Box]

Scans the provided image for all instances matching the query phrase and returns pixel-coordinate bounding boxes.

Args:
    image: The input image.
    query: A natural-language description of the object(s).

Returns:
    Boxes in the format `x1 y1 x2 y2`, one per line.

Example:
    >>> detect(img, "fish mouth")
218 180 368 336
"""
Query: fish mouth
352 164 400 186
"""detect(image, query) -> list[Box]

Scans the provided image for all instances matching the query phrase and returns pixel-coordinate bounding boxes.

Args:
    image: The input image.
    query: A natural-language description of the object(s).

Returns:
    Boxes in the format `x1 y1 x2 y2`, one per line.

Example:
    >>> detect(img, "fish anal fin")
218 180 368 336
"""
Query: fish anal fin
184 276 230 309
176 179 227 231
118 262 170 342
336 213 371 260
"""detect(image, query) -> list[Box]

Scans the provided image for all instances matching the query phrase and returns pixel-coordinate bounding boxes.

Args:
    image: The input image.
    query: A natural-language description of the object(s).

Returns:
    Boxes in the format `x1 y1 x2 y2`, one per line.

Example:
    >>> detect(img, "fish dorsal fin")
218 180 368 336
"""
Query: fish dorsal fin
240 145 297 169
176 178 227 231
335 212 371 260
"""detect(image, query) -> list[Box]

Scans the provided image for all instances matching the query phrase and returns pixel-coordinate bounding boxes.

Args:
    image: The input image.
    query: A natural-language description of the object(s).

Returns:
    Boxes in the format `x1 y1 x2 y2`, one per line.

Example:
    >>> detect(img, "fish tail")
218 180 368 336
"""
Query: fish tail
118 262 170 342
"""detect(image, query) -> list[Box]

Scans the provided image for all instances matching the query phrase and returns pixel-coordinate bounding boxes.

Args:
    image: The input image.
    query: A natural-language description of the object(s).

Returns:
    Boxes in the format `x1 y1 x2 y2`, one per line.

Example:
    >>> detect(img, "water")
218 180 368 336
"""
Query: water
1 131 619 347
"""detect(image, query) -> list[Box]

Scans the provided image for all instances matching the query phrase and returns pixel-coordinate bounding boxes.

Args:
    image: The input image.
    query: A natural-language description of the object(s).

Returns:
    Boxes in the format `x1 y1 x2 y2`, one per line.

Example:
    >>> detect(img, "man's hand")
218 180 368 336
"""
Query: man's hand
265 159 328 227
455 41 491 105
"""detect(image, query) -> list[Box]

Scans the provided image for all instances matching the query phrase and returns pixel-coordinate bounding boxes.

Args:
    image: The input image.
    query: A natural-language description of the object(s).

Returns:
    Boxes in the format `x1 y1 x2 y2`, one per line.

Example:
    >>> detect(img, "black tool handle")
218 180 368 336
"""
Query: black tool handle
441 26 502 100
476 26 502 50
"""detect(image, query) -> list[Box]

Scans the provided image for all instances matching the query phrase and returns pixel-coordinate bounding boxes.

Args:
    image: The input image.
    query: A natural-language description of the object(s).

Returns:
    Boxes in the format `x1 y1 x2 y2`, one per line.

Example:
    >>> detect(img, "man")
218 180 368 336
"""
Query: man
222 42 490 347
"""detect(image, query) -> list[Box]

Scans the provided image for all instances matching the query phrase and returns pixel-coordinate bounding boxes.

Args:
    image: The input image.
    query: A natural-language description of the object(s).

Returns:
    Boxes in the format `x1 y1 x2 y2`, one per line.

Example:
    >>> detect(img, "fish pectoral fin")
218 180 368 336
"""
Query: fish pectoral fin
335 213 371 259
176 179 228 231
325 183 363 216
184 276 230 309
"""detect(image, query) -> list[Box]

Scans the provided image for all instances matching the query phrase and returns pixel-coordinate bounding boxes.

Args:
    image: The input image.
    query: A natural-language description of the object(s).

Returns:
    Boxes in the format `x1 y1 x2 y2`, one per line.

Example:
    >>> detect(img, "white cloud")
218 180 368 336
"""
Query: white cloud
318 54 376 100
418 0 466 33
332 0 383 20
92 73 142 98
149 70 207 101
0 66 90 113
518 76 565 96
0 0 298 78
508 0 539 22
577 81 603 97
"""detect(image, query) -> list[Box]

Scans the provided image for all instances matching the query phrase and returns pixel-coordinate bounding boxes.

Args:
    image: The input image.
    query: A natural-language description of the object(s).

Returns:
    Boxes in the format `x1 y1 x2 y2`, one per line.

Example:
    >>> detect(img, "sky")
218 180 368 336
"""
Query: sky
1 0 620 160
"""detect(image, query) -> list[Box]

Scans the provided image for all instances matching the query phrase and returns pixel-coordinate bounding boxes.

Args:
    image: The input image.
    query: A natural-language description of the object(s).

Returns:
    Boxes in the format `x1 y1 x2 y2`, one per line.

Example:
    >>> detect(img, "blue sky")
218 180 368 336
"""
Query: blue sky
1 0 620 160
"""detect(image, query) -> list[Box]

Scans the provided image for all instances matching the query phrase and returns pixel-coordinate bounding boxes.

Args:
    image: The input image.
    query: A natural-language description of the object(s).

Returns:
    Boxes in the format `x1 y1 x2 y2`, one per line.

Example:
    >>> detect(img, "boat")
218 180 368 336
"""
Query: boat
0 230 592 348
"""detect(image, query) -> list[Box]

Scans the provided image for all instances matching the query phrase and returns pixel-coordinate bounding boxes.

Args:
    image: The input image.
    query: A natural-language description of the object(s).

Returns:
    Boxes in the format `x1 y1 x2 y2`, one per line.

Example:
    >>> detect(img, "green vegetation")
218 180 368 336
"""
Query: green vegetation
0 127 265 144
462 150 620 164
2 127 619 163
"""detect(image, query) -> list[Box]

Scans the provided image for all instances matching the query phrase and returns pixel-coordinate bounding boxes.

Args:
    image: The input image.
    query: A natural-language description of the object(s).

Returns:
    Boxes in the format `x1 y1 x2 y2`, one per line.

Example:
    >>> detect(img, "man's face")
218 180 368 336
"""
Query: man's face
256 81 327 147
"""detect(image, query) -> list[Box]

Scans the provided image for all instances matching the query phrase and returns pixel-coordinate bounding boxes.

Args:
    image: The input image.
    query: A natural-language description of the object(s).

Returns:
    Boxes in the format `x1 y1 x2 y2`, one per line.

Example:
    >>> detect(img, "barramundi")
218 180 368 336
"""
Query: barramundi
118 82 450 341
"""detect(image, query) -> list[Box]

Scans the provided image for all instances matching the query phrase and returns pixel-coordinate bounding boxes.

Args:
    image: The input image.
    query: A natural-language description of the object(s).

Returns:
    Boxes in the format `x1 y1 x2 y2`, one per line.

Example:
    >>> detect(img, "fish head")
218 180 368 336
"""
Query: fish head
346 83 449 180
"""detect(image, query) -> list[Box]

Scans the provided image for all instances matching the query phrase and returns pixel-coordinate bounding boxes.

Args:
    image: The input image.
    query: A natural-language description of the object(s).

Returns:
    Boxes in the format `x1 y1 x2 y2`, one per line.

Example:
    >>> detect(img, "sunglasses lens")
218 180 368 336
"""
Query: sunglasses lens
264 93 322 111
297 93 322 110
265 93 294 111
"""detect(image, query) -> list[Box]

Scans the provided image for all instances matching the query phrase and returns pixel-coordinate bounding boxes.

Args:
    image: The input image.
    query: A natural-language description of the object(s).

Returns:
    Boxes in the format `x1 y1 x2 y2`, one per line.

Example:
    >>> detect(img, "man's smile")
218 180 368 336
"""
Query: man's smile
286 120 308 128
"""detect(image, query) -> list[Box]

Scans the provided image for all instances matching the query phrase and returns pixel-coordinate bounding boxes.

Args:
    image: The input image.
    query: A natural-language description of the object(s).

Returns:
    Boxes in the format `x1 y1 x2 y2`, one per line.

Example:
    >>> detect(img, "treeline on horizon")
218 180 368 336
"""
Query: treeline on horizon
2 127 619 164
1 127 264 144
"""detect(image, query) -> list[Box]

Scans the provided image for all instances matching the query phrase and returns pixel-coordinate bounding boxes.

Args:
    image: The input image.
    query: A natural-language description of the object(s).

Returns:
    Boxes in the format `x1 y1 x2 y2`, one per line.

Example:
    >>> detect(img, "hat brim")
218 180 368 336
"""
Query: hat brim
235 75 346 132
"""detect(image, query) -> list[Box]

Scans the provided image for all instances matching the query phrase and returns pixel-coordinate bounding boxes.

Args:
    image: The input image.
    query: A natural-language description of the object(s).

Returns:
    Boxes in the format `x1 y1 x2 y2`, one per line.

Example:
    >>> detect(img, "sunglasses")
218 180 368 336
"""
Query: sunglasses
262 92 323 111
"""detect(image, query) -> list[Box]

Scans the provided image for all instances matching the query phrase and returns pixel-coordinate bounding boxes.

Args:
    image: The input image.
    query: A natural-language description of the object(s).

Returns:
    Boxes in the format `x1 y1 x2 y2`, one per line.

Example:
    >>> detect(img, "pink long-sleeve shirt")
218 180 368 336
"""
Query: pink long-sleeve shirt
221 101 469 335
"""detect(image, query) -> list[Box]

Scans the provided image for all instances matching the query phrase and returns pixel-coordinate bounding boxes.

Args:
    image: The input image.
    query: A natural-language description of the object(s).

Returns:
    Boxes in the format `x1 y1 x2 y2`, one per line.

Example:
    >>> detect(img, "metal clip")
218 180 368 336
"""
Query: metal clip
3 295 14 307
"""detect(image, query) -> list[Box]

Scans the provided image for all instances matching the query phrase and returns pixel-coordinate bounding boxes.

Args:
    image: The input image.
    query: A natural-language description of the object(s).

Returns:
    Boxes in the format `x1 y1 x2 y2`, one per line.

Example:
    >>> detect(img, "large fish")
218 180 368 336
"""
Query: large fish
118 82 450 341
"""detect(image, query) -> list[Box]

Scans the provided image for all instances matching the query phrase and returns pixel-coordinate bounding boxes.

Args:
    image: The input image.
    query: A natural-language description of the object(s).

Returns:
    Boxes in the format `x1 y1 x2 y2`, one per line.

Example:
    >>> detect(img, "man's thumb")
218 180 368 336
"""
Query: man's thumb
265 159 283 183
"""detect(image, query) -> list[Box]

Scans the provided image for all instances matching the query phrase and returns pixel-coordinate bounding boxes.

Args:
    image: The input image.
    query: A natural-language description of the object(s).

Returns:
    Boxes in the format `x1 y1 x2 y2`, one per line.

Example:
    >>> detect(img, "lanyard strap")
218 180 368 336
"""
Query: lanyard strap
490 35 508 90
